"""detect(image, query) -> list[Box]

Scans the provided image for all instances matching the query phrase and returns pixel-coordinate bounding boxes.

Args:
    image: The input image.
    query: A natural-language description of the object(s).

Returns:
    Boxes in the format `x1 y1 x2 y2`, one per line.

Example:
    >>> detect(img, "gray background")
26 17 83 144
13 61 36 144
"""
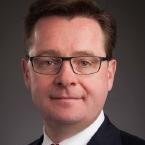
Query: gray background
0 0 145 145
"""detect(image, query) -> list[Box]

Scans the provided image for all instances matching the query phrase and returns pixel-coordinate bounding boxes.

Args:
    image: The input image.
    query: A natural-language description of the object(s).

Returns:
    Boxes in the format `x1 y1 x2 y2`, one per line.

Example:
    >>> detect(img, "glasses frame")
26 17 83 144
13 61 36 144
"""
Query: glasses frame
25 55 111 75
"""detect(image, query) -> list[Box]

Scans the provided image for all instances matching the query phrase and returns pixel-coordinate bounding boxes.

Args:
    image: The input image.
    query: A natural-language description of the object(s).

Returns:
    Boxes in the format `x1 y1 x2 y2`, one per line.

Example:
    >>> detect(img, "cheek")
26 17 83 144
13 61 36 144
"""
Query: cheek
81 73 109 107
29 75 53 105
82 73 108 96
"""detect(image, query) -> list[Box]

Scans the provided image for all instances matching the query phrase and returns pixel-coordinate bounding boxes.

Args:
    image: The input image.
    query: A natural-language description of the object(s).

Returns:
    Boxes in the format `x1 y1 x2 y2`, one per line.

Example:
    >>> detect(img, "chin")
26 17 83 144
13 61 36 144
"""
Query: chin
46 110 86 125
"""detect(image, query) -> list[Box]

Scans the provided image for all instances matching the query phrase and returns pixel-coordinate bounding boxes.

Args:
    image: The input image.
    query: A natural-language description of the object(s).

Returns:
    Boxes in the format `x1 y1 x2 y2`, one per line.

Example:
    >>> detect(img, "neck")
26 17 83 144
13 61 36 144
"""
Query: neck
44 117 97 143
43 111 104 143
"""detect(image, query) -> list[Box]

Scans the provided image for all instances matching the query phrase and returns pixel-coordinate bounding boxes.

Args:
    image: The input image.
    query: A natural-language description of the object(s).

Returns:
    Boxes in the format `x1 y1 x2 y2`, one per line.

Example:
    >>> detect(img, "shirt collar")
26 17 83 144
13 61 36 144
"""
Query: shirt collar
42 110 105 145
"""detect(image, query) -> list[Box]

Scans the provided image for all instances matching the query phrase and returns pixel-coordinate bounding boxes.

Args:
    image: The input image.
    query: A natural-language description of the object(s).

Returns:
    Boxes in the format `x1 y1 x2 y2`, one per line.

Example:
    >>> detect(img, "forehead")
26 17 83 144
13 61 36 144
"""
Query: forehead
30 16 106 56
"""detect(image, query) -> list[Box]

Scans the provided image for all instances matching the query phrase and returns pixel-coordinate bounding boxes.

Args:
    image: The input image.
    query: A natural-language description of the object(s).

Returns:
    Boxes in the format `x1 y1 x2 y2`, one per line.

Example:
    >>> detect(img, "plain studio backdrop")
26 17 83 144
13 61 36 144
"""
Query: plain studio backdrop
0 0 145 145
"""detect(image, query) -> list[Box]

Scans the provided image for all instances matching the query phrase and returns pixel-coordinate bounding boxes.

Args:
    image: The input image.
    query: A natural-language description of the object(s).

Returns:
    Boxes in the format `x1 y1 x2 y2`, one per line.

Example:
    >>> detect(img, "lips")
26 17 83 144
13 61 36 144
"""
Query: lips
49 95 84 100
49 88 86 101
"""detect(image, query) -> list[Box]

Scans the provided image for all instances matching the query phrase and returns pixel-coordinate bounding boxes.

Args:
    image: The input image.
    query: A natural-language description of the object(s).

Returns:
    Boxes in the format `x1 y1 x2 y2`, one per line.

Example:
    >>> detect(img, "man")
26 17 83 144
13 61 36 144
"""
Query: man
21 0 145 144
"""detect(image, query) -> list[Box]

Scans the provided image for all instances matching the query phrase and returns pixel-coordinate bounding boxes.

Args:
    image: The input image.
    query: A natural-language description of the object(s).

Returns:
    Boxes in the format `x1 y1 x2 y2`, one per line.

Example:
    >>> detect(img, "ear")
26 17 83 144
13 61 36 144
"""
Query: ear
107 59 117 91
21 58 31 90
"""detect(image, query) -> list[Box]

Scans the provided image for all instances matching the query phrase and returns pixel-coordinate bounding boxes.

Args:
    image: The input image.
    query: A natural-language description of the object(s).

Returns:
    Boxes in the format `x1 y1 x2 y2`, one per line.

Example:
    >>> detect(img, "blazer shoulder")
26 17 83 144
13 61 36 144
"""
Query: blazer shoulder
120 130 145 145
28 136 43 145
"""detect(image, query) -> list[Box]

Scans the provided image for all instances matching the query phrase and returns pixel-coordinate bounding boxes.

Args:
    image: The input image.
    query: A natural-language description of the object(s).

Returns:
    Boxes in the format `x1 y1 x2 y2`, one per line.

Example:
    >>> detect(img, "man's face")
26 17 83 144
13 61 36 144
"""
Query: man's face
22 16 116 127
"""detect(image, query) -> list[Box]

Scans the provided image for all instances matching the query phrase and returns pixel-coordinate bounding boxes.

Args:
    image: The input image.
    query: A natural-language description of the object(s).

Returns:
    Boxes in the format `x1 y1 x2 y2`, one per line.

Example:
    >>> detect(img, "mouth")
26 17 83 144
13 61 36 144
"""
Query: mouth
49 97 84 107
49 90 86 102
48 94 85 107
50 96 84 100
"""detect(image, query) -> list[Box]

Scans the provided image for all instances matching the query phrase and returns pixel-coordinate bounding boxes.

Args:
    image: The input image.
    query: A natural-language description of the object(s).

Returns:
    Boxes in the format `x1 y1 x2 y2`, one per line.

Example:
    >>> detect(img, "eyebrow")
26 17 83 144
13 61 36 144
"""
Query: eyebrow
72 51 95 56
36 49 60 56
36 49 95 57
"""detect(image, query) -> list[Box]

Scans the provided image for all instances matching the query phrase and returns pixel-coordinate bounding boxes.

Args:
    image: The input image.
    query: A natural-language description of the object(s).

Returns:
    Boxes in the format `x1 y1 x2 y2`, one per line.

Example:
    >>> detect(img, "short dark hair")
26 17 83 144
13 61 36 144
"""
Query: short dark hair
24 0 117 58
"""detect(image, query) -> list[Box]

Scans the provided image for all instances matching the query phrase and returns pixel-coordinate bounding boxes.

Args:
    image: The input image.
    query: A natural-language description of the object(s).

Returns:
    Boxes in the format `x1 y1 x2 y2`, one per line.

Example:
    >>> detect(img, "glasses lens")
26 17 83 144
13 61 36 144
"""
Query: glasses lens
32 57 62 75
71 56 100 74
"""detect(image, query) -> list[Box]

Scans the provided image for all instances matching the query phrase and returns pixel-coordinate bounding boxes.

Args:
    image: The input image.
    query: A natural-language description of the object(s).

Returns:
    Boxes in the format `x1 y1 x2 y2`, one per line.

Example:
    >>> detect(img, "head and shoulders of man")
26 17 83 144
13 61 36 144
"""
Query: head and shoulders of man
21 0 145 144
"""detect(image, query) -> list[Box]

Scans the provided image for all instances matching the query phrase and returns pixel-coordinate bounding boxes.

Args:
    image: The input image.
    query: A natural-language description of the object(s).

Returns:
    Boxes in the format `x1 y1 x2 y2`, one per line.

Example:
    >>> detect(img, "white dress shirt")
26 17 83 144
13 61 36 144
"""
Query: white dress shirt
42 110 105 145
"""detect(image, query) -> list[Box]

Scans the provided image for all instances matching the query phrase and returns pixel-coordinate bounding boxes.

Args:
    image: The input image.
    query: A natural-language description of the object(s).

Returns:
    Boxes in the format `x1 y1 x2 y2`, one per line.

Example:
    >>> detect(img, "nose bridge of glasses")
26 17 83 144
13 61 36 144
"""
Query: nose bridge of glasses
60 57 74 67
59 57 74 73
61 56 73 61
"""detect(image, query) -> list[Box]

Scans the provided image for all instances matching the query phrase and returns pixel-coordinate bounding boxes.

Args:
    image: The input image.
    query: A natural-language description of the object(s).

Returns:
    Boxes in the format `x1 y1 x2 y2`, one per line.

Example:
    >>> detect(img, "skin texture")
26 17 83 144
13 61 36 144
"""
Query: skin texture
22 16 117 142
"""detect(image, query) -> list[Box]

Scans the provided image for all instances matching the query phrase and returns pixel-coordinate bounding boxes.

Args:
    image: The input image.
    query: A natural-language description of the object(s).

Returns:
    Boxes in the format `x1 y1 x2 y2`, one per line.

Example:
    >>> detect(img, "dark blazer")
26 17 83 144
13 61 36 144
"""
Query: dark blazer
28 116 145 145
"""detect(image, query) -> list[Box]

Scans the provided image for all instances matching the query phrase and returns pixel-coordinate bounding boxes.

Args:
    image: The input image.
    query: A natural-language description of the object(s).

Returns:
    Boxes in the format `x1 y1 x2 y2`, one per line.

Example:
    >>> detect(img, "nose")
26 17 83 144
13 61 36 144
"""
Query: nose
54 61 78 87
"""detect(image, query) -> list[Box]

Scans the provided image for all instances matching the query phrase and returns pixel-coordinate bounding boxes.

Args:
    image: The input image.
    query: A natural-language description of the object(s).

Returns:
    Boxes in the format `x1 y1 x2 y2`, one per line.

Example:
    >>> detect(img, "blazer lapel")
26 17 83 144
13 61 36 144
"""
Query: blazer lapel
87 116 122 145
28 136 43 145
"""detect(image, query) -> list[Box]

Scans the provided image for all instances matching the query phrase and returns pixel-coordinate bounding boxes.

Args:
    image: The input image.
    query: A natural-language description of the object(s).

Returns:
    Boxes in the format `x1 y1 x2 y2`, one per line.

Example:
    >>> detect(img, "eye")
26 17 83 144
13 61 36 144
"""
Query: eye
34 57 61 68
39 59 53 66
73 57 100 69
76 58 93 68
79 60 91 66
45 60 55 65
